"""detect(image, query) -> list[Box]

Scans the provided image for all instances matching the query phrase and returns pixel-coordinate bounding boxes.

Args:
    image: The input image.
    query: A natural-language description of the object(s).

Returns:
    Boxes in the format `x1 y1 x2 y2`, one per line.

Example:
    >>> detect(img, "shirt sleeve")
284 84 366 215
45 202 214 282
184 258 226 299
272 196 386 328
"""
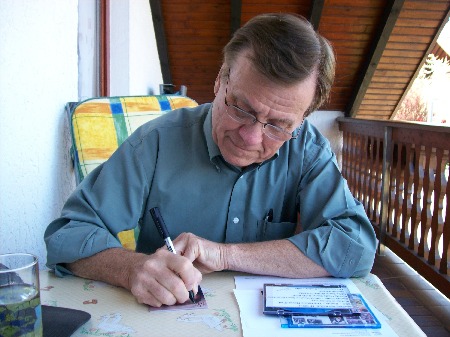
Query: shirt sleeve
287 127 377 278
44 137 153 274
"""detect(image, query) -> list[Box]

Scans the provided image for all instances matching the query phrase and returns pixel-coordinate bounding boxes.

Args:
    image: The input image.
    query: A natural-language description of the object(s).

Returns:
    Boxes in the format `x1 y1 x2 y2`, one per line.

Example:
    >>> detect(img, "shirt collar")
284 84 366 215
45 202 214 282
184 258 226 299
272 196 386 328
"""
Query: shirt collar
203 104 222 163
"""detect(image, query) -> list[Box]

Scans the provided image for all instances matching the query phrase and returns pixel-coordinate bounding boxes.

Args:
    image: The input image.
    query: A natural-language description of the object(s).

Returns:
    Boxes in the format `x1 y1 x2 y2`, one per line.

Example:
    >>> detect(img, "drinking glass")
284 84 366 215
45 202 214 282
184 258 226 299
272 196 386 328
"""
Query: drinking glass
0 253 42 337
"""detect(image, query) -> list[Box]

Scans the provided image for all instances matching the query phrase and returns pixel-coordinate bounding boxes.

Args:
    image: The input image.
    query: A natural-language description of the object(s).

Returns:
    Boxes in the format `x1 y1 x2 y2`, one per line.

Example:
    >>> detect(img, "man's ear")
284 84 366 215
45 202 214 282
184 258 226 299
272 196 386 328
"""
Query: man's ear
214 64 226 96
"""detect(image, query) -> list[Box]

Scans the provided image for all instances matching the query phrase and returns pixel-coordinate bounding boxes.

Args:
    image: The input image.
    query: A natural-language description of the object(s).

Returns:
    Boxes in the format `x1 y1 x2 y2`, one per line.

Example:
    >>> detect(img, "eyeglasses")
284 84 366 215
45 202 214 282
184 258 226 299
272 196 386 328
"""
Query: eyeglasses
224 69 302 142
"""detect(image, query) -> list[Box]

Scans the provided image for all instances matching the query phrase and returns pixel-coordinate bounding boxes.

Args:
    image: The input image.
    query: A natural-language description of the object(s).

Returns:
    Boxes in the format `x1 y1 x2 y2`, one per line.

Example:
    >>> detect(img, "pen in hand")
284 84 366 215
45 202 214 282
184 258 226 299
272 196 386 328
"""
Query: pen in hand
150 207 196 304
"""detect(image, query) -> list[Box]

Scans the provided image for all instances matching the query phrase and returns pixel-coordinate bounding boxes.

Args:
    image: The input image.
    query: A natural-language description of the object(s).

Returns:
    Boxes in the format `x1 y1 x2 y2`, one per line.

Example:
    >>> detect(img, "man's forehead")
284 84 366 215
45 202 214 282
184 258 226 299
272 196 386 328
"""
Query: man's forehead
229 62 315 119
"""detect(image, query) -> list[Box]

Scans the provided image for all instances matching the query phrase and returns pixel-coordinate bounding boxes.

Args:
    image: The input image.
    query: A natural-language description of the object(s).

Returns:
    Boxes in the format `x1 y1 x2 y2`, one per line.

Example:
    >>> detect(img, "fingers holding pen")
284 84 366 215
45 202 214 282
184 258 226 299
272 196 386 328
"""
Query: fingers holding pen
129 249 201 307
171 251 202 297
148 207 201 303
130 275 174 307
159 251 201 303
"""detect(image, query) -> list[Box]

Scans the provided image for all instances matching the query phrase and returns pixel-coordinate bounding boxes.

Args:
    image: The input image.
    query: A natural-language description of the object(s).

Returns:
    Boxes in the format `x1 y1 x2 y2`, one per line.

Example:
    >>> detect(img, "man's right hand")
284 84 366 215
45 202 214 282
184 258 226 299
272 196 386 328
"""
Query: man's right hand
128 247 202 306
66 247 202 307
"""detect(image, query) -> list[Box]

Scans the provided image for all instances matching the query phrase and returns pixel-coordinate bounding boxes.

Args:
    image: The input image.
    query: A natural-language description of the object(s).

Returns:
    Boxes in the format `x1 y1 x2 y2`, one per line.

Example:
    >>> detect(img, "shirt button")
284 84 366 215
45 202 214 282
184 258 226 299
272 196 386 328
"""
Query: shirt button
349 259 354 265
233 217 239 224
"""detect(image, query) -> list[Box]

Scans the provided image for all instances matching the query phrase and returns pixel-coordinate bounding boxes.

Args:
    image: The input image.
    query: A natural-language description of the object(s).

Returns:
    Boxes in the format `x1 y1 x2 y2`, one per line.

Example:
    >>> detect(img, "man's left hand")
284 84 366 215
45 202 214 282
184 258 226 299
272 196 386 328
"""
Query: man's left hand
173 233 228 274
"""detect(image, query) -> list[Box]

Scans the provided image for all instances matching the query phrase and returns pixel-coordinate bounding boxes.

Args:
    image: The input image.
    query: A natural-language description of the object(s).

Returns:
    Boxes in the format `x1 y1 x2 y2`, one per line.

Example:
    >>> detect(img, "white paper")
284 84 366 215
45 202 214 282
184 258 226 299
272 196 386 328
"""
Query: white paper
235 275 361 292
265 284 353 309
233 276 398 337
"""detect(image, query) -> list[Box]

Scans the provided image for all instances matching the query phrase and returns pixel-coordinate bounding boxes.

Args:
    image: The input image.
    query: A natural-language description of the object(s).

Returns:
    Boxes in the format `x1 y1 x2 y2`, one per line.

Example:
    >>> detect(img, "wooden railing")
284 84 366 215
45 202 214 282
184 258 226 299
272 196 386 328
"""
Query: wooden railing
338 118 449 298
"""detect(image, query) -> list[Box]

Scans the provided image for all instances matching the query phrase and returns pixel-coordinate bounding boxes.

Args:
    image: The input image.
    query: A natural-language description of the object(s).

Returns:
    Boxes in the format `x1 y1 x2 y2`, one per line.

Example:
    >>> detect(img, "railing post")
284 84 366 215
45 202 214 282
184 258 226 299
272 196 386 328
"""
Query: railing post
378 126 393 255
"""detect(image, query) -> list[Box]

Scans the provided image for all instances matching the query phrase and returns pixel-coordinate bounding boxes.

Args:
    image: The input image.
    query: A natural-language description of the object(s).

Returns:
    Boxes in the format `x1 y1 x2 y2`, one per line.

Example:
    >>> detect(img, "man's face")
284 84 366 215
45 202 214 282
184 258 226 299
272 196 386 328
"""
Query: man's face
212 53 317 168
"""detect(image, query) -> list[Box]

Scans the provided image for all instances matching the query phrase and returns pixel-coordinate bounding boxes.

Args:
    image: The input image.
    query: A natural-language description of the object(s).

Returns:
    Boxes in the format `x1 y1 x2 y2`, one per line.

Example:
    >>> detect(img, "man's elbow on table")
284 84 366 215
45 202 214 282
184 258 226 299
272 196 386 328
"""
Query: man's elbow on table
291 228 377 279
328 242 377 278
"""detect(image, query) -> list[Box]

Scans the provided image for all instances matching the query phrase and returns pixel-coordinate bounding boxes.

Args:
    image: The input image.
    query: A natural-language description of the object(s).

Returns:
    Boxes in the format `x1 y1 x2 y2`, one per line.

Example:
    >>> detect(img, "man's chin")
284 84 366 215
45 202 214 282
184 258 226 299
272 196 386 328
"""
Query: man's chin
220 141 266 167
222 151 258 168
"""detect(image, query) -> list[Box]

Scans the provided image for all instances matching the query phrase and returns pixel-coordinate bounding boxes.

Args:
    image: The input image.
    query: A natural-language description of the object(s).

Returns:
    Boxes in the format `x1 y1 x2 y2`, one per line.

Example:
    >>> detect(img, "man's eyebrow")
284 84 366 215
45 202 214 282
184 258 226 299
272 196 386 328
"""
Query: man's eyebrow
273 117 294 127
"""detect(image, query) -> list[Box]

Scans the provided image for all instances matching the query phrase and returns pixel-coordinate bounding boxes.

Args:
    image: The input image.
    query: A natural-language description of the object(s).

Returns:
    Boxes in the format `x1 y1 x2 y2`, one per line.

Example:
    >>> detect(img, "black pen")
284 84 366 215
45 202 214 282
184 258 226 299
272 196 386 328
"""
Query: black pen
150 207 196 303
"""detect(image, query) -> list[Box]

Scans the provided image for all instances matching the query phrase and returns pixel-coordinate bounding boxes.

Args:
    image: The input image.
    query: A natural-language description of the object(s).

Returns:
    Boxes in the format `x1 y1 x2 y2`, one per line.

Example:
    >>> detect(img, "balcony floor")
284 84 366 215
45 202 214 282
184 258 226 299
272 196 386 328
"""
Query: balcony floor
371 248 450 336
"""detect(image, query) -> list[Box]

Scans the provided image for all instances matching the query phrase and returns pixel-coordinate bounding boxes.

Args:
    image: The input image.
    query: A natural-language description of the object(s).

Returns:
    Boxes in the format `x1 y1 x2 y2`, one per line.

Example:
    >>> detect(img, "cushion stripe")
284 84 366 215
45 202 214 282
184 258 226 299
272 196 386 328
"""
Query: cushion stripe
109 99 129 146
157 95 171 111
110 98 124 115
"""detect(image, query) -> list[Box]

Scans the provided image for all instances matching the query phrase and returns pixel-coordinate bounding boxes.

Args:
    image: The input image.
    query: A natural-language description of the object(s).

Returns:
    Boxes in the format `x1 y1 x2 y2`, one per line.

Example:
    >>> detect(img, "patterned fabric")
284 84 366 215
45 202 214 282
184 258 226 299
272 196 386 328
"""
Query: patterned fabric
68 95 198 249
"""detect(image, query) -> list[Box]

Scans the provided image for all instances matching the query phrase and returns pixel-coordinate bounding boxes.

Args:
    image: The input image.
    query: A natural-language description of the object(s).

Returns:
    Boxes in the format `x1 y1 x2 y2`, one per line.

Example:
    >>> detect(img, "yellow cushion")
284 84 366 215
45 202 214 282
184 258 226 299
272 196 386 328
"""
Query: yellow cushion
69 95 198 250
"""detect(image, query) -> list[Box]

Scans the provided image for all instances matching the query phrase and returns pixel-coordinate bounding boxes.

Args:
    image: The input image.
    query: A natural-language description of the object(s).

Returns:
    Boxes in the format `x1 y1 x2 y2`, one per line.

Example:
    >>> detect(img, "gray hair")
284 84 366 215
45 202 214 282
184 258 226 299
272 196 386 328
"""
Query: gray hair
223 13 336 115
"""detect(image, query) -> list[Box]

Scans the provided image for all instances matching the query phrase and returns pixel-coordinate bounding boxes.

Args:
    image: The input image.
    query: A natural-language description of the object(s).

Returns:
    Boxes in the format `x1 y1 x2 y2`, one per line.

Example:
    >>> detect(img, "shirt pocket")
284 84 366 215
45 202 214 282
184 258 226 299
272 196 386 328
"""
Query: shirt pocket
257 220 296 241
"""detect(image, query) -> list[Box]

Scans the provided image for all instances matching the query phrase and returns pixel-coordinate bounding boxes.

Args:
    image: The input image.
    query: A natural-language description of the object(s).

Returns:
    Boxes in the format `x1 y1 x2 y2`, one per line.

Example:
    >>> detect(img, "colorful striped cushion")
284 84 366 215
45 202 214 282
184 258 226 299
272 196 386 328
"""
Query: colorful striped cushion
68 95 198 249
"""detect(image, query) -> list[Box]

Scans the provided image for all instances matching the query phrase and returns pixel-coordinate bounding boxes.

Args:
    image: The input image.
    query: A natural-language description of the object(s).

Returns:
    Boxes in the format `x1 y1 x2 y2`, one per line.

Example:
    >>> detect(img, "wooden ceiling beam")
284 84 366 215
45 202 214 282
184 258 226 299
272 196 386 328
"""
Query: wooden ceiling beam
309 0 325 30
149 0 171 85
230 0 242 36
346 0 405 117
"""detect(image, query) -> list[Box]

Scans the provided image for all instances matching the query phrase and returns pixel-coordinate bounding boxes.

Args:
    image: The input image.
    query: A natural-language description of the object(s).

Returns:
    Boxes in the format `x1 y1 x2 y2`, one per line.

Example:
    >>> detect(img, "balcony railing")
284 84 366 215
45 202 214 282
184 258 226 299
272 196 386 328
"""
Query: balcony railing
338 118 449 298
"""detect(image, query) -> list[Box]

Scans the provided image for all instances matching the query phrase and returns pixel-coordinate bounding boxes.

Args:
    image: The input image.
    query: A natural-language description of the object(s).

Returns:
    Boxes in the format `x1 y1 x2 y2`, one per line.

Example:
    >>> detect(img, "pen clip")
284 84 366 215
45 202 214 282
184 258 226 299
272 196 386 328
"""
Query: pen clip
265 209 273 222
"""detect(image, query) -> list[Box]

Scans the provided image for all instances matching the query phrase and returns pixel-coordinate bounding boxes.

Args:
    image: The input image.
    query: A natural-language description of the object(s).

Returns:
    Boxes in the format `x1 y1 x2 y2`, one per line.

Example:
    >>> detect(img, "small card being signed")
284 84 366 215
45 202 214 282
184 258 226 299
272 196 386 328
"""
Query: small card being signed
148 286 207 312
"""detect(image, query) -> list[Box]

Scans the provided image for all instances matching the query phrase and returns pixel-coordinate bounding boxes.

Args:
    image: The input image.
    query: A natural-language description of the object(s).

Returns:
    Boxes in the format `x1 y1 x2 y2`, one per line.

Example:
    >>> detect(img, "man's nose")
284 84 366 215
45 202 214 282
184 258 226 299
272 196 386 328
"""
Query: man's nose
238 122 264 145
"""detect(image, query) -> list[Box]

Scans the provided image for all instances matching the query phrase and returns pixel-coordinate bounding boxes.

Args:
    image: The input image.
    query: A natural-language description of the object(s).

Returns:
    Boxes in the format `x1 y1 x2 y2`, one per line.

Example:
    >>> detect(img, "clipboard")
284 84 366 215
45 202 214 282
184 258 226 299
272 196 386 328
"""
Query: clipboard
263 284 361 317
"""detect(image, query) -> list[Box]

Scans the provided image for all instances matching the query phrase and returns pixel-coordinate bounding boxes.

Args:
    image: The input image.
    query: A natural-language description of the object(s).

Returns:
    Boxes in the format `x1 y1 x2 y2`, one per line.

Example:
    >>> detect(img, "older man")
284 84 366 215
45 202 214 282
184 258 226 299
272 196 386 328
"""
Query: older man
45 13 376 307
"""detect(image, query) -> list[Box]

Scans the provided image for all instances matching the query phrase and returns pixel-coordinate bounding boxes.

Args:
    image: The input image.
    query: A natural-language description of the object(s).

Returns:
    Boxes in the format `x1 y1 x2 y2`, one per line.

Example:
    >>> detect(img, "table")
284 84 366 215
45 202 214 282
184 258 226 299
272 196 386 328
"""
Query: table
39 270 425 337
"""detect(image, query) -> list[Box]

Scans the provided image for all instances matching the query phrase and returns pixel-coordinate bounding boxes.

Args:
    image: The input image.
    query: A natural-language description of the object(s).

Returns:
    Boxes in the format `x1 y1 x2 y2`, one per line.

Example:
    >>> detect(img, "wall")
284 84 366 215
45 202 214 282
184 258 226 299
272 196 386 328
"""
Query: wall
78 0 99 100
0 0 78 267
129 0 163 95
110 1 163 96
0 0 162 268
307 110 344 168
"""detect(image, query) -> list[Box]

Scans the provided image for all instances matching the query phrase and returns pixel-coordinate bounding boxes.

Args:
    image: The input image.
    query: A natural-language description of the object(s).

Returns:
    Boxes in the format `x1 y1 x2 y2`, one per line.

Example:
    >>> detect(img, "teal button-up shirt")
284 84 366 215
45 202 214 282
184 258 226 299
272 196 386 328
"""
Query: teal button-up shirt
45 103 376 278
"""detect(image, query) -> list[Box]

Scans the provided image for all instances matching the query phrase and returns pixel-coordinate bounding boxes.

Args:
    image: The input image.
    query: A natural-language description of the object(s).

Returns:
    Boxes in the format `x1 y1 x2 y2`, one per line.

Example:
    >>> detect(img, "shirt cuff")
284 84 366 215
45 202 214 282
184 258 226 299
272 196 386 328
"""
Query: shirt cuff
45 225 123 272
53 264 74 277
288 225 366 278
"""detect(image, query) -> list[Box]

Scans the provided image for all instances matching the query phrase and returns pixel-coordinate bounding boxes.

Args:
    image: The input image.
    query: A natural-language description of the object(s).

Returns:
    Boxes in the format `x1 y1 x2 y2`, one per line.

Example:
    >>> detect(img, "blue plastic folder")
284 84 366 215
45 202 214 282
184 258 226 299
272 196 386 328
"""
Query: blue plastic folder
281 294 381 329
263 284 381 329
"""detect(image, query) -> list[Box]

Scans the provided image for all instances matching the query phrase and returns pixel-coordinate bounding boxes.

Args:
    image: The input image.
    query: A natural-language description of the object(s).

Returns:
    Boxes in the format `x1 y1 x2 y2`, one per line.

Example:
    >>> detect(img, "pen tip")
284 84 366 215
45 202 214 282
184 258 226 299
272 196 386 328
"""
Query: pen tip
189 290 196 303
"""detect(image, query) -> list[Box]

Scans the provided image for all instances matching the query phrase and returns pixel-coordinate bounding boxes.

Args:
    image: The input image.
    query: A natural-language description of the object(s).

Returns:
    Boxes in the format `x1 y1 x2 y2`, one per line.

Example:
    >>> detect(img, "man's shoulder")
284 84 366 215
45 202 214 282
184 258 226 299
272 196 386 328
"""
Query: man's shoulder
145 103 210 129
281 119 330 154
301 119 330 148
275 119 333 170
127 103 211 145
